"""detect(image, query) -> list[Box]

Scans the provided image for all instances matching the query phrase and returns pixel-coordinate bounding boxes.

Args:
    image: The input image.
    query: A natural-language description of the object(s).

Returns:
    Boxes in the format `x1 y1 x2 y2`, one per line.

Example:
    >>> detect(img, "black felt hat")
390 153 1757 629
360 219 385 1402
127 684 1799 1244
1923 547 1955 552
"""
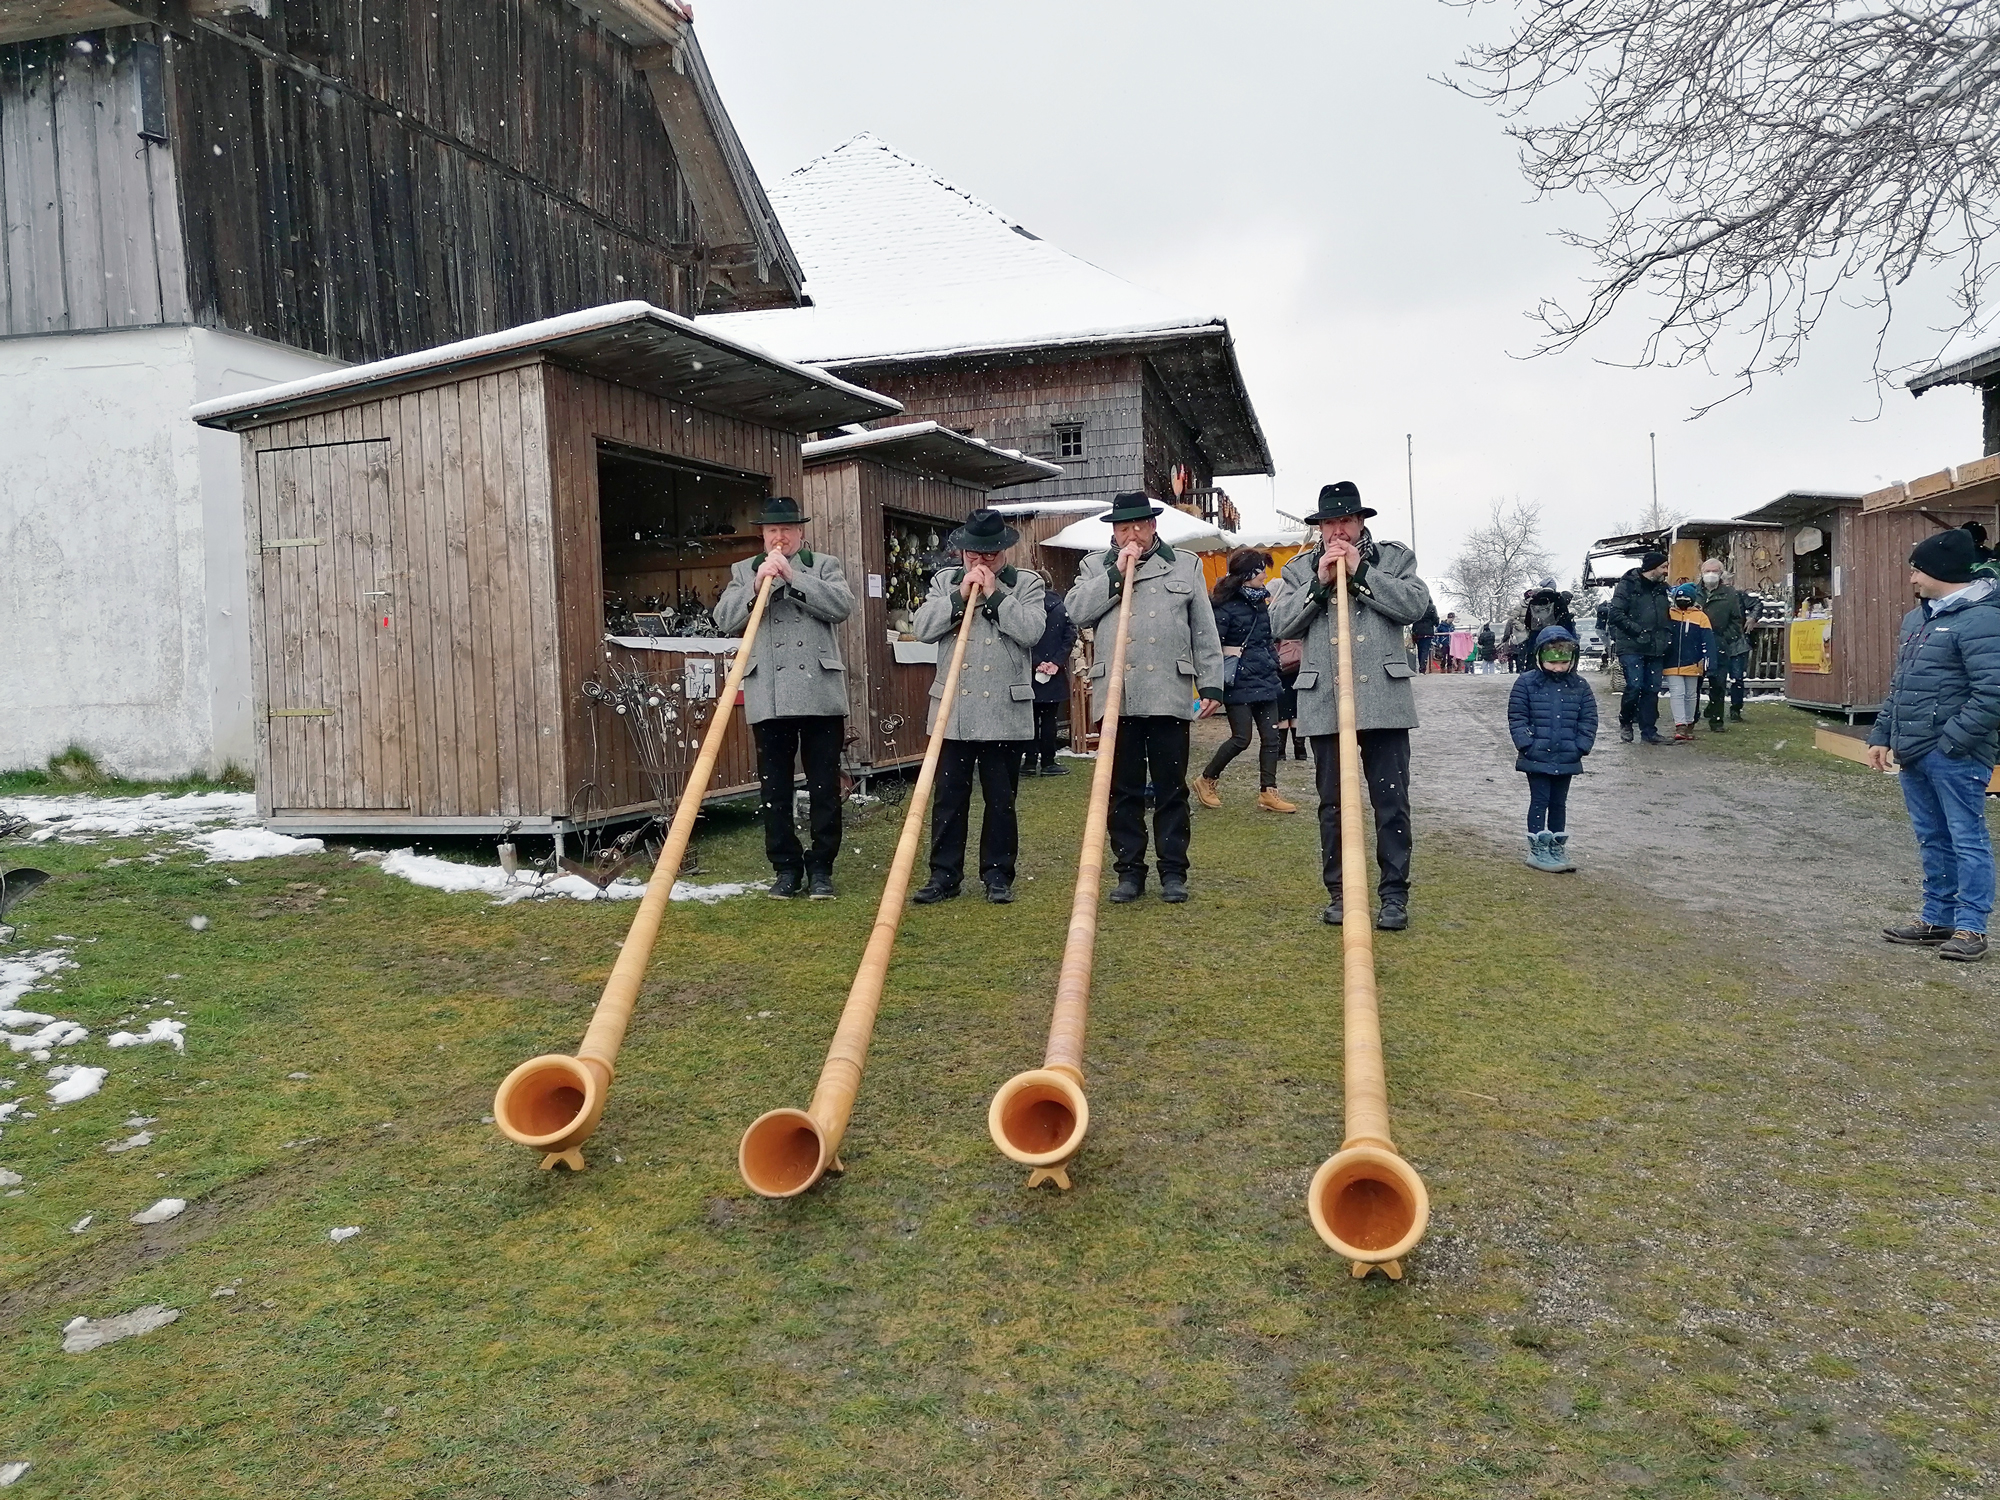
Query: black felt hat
947 507 1020 553
1100 492 1164 523
1303 481 1375 523
1911 527 1980 584
753 495 810 526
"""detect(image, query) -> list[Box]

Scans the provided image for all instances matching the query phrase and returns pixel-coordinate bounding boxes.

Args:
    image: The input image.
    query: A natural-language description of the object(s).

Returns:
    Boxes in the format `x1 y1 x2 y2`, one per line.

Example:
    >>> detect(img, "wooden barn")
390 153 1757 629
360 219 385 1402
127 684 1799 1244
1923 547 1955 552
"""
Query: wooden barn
798 423 1061 777
699 133 1274 576
191 303 901 836
1737 474 2000 718
1 0 801 781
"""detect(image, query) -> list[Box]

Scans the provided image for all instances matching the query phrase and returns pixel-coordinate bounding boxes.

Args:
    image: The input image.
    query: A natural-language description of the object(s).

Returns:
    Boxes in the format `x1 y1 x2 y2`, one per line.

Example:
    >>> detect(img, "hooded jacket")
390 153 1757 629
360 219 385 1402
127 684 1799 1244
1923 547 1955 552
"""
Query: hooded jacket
1211 576 1283 704
1507 626 1599 775
1607 567 1671 657
1867 579 2000 768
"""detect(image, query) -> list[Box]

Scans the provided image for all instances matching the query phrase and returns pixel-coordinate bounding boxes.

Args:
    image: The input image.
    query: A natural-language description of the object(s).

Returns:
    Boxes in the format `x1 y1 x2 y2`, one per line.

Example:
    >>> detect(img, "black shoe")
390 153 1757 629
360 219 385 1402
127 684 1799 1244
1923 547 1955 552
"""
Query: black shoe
1883 919 1954 945
1040 762 1070 776
1938 930 1988 962
1159 874 1189 904
1708 719 1725 733
1109 874 1144 904
1375 903 1408 932
912 880 960 905
1641 733 1670 746
1321 902 1343 926
1293 737 1309 761
984 879 1014 904
1619 725 1634 743
808 873 837 900
767 869 803 899
1729 709 1745 722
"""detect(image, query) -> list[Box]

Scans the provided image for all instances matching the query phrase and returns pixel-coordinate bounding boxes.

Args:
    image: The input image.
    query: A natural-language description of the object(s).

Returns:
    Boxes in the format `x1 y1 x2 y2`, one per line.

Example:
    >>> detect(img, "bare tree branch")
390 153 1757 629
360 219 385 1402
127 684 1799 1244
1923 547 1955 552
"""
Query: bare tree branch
1446 0 2000 392
1441 499 1555 623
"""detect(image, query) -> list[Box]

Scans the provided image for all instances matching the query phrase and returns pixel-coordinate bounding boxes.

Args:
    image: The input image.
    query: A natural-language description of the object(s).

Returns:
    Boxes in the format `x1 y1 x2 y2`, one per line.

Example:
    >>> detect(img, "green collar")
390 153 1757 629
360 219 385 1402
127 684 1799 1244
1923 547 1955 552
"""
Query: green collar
1101 540 1174 568
751 549 814 570
949 563 1018 586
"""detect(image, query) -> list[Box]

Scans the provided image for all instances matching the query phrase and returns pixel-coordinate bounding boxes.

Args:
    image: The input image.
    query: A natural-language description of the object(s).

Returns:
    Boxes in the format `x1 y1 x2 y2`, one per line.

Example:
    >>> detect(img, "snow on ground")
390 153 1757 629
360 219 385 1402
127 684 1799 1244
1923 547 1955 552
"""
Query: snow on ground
130 1197 185 1225
61 1305 180 1353
367 848 754 906
191 828 325 862
0 1461 29 1485
6 791 256 841
0 950 72 1008
47 1067 107 1105
4 1018 85 1053
107 1019 185 1052
329 1225 362 1243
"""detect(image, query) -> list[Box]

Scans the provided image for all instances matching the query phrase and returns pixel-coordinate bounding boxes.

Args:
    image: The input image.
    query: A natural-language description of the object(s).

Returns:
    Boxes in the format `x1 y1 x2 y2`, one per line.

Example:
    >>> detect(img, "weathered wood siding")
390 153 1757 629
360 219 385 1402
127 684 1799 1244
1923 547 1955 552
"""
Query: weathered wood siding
1140 359 1213 502
1843 504 2000 712
242 363 565 821
543 364 800 816
0 29 187 333
175 0 700 363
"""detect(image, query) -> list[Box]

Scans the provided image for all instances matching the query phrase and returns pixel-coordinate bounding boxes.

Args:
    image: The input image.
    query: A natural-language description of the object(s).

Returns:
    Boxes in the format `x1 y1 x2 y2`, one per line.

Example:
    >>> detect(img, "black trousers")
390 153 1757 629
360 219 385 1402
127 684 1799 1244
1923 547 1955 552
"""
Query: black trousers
1202 700 1281 787
929 739 1024 888
1704 651 1748 720
1032 700 1063 769
754 715 844 876
1109 716 1192 880
1311 728 1412 905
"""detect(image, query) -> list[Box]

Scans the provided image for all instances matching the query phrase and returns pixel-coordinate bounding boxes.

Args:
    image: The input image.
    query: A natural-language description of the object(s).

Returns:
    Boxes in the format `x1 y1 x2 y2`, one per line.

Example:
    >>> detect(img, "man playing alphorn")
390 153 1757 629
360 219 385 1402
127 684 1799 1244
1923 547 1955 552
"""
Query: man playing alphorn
1065 492 1226 904
1272 481 1432 931
909 508 1047 905
715 496 855 901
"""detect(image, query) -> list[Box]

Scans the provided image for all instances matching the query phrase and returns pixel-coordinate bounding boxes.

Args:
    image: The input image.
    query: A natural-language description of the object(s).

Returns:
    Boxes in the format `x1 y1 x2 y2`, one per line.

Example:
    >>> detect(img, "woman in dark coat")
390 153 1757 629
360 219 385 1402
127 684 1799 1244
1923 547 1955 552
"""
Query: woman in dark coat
1026 577 1077 774
1193 549 1297 812
1507 625 1598 872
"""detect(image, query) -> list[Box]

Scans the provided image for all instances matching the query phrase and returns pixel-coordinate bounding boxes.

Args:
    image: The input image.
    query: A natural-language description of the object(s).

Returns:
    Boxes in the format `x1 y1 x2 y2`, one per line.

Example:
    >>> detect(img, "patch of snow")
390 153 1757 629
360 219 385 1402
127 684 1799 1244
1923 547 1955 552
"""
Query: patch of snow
5 1019 86 1053
130 1197 185 1225
105 1130 153 1154
0 949 72 1009
0 1103 22 1123
188 916 209 931
286 1072 311 1080
47 1067 107 1104
61 1304 180 1353
107 1019 185 1053
368 848 755 906
69 1214 92 1233
191 828 325 862
3 791 256 841
0 1168 19 1186
0 1460 29 1486
328 1225 362 1243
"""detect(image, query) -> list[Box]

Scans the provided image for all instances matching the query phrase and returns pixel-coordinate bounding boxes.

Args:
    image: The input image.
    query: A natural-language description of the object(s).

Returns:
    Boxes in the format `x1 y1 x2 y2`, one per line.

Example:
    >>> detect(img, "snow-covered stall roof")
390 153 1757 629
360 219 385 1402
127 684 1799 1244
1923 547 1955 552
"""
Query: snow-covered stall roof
190 302 901 434
700 134 1273 476
1041 507 1228 554
801 421 1061 490
1908 330 2000 394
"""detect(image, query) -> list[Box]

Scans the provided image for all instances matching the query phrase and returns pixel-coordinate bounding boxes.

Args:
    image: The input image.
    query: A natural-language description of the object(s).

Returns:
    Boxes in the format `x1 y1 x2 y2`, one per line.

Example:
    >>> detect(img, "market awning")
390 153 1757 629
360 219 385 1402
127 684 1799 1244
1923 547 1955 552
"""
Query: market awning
1041 507 1229 554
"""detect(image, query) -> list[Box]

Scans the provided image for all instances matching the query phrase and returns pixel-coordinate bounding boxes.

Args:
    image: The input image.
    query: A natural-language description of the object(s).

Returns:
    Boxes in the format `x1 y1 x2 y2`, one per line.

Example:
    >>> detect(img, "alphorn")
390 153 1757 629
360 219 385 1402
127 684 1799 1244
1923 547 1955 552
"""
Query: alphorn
1306 555 1430 1277
987 551 1138 1189
492 574 777 1170
738 582 988 1197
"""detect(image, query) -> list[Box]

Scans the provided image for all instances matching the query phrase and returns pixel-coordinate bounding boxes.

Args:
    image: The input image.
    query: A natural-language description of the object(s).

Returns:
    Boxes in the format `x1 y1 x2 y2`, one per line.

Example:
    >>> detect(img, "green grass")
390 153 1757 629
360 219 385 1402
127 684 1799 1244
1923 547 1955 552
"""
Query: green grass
0 747 253 799
1 746 1995 1497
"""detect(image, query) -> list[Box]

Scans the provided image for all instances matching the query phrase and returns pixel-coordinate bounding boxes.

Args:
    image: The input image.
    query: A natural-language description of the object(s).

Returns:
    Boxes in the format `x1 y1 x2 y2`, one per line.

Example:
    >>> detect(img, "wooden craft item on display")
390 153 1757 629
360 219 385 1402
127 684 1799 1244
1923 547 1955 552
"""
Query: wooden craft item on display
737 585 987 1197
1305 556 1431 1278
490 575 777 1170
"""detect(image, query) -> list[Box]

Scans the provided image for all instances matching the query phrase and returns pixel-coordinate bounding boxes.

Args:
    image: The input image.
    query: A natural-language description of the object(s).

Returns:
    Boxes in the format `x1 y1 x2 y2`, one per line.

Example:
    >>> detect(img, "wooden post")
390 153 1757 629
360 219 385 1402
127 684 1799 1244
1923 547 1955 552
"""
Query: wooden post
1305 557 1430 1276
491 576 776 1170
738 587 989 1197
987 554 1139 1189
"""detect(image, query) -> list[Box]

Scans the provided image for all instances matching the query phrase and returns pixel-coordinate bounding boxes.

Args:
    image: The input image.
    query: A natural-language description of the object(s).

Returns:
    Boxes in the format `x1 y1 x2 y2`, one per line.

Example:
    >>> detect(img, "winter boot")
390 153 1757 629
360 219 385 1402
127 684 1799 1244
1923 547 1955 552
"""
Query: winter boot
1523 832 1563 872
1293 731 1309 761
1159 873 1190 904
1193 775 1222 809
1110 872 1145 904
1882 918 1953 944
1938 930 1988 962
1548 832 1577 872
1257 787 1299 814
1619 724 1635 743
1729 707 1745 722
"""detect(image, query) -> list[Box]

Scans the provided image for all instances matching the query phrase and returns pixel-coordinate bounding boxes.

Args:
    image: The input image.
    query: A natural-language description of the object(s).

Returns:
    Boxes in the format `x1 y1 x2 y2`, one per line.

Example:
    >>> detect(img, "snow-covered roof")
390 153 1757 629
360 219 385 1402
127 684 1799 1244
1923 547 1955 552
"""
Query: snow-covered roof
1909 330 2000 393
1041 507 1229 554
800 421 1060 489
700 134 1273 476
190 302 900 434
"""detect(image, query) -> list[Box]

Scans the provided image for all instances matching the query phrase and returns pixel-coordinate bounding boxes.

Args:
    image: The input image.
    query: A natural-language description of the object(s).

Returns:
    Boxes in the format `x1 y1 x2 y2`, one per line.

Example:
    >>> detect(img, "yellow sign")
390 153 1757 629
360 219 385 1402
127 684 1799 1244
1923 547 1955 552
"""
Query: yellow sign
1789 617 1831 673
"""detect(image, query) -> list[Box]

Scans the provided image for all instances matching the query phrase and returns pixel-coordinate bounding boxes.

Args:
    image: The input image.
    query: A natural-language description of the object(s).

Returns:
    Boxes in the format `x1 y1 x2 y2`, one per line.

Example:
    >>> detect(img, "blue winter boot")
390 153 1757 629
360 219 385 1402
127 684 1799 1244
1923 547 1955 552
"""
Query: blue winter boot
1523 832 1561 871
1547 832 1577 872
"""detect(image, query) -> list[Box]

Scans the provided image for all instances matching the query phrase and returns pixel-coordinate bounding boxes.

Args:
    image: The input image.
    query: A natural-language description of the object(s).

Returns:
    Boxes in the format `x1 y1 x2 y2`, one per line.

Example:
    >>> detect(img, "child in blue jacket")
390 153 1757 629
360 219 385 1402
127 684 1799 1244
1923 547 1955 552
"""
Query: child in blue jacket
1508 626 1598 871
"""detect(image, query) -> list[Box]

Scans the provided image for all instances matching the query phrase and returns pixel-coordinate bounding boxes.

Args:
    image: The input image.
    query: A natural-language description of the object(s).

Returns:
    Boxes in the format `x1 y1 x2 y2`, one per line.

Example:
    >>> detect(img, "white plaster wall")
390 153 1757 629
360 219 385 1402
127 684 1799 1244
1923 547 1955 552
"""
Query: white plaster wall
0 327 341 779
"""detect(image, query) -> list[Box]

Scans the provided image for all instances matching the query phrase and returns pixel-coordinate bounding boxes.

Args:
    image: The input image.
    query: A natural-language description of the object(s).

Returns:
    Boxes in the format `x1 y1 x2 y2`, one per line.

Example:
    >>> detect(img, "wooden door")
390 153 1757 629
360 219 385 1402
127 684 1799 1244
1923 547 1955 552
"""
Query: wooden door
254 440 411 811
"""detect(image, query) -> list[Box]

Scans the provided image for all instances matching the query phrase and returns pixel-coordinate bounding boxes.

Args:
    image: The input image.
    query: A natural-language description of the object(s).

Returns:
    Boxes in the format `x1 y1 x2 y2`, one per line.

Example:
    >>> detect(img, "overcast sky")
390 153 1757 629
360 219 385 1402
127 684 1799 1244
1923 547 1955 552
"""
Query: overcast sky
698 1 1985 583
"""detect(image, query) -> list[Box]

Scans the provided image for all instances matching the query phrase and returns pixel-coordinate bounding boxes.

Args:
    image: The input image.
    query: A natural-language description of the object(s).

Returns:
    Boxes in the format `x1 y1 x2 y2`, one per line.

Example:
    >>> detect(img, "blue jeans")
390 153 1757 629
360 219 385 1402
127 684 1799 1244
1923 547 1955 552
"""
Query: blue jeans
1899 749 1995 934
1618 653 1663 736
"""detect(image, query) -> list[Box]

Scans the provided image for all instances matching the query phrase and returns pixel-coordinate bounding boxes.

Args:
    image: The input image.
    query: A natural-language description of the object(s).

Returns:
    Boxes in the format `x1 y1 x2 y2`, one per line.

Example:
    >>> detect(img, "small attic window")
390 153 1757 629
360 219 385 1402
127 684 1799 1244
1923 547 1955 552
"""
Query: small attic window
1054 423 1084 460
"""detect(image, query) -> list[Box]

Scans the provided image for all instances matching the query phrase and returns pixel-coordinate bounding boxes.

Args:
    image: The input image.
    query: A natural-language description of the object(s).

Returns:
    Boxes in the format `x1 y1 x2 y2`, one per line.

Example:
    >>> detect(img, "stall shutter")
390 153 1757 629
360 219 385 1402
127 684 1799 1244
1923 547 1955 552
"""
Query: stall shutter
255 440 411 811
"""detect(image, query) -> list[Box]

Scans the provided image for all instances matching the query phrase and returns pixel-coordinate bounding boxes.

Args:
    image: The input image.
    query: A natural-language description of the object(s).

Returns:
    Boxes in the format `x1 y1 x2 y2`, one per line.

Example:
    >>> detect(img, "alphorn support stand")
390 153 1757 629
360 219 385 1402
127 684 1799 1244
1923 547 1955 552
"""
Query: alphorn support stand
737 582 990 1198
491 575 778 1170
1306 555 1430 1279
988 551 1140 1190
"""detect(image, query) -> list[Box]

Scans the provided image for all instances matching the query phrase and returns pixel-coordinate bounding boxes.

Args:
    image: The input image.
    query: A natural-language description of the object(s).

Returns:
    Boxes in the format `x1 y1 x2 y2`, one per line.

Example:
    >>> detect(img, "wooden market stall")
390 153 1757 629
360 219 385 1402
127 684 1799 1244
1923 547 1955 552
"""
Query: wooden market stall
799 423 1061 776
191 302 902 837
1585 516 1792 682
1737 471 2000 718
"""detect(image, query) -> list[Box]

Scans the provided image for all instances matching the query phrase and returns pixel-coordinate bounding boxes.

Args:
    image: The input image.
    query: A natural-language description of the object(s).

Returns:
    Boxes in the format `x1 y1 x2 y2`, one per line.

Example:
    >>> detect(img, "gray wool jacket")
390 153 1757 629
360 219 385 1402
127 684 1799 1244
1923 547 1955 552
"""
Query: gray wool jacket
713 549 855 724
1271 535 1431 735
913 564 1047 740
1065 542 1225 722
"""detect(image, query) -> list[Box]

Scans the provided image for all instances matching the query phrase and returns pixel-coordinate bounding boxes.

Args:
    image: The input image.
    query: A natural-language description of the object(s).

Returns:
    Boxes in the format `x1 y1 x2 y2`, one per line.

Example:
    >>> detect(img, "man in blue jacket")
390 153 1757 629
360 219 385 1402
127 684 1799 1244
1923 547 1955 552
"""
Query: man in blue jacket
1868 528 2000 962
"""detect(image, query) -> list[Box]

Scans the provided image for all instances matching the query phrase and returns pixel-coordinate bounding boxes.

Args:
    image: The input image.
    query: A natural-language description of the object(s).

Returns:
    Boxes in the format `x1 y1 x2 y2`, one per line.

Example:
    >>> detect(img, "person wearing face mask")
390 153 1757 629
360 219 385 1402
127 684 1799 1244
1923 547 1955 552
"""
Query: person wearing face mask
1695 560 1750 731
1193 548 1296 813
1508 626 1597 871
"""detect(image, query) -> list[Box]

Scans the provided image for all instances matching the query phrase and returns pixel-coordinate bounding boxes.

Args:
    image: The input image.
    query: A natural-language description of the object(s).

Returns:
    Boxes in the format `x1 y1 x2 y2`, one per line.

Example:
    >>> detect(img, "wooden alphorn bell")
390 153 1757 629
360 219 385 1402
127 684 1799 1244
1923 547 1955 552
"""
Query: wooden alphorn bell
492 575 777 1170
1306 555 1431 1278
737 580 988 1197
987 551 1139 1189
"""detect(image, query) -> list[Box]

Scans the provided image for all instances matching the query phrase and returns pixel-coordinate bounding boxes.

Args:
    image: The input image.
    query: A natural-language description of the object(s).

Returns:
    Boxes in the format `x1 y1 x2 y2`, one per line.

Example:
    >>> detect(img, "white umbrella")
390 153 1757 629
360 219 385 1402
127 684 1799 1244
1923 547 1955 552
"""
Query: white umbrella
1041 506 1229 554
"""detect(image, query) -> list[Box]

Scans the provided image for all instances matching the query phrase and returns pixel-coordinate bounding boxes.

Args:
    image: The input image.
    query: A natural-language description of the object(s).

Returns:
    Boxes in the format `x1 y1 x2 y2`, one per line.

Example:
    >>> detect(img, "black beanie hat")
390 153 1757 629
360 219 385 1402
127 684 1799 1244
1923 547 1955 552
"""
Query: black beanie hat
1910 528 1979 584
1640 549 1667 572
